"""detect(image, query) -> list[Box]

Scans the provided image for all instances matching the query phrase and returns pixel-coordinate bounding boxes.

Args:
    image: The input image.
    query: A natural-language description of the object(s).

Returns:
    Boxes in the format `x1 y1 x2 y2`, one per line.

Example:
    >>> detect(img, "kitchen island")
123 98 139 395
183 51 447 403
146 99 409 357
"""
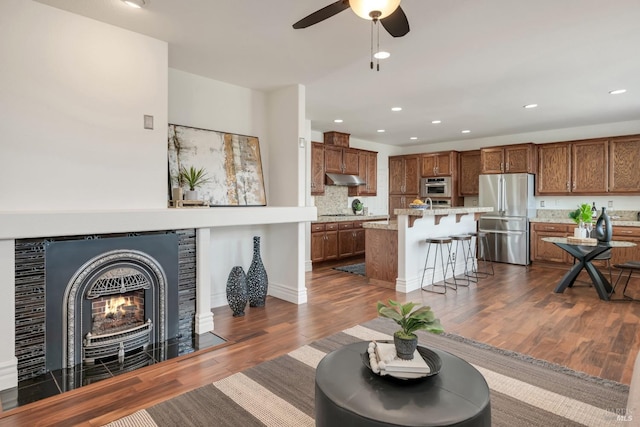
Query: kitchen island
363 207 493 292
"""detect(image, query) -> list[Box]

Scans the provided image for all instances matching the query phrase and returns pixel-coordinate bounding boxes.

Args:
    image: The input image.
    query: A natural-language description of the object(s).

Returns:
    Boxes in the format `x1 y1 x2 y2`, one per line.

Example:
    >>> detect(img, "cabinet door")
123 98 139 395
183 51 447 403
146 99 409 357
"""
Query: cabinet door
311 142 325 195
572 139 608 193
537 143 571 194
505 144 535 173
389 156 405 194
389 195 405 219
611 227 640 268
530 224 571 263
311 232 325 262
364 151 377 195
458 150 481 196
324 230 339 261
435 152 453 176
421 155 437 177
324 145 343 173
354 226 366 255
338 229 355 258
480 147 505 174
404 156 420 194
343 148 360 175
609 137 640 193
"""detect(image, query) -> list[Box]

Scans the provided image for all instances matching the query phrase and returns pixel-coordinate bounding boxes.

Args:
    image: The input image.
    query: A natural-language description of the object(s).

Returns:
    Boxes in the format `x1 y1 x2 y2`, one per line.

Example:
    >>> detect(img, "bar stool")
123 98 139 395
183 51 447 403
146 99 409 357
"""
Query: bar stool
610 261 640 301
450 234 476 286
469 231 494 277
420 237 456 294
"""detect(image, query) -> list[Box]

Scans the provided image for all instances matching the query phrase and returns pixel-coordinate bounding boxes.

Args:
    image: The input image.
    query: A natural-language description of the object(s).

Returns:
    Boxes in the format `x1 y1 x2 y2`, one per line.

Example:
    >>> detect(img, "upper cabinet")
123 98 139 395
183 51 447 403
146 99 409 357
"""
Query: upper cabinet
458 150 481 196
609 136 640 193
311 142 325 195
325 145 359 175
323 131 350 147
349 149 378 196
480 143 536 174
389 155 420 195
421 151 458 177
536 139 608 195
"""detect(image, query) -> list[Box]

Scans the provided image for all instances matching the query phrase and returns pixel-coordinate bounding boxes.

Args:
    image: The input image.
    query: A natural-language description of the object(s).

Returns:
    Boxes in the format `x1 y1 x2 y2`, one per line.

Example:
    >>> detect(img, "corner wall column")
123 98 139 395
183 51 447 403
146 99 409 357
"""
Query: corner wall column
0 240 17 390
195 228 214 334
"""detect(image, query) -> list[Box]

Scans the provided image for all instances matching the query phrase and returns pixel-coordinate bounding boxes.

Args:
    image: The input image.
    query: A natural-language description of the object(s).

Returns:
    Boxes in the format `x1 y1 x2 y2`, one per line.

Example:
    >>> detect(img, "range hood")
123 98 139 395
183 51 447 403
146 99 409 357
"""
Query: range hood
325 173 365 186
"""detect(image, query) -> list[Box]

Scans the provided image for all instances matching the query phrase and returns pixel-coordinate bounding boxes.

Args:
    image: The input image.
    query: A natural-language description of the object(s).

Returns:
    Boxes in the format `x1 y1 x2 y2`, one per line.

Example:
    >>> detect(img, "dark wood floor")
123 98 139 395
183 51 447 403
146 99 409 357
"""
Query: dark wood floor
1 260 639 426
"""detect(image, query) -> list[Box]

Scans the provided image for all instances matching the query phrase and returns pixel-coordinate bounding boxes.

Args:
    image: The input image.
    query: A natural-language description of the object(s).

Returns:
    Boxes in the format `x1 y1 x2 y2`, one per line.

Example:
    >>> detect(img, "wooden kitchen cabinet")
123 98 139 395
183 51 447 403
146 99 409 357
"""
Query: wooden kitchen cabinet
530 223 573 264
611 227 640 268
480 143 536 174
349 149 378 196
311 142 325 195
325 145 359 175
536 139 608 195
337 221 367 258
323 131 350 147
609 136 640 193
389 155 420 194
311 223 338 262
458 150 481 196
421 151 458 177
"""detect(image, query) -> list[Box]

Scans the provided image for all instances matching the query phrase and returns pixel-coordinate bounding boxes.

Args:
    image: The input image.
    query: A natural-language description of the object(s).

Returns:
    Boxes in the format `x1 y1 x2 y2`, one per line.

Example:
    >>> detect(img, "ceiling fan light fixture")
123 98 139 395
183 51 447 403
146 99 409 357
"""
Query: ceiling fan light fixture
122 0 146 8
350 0 401 20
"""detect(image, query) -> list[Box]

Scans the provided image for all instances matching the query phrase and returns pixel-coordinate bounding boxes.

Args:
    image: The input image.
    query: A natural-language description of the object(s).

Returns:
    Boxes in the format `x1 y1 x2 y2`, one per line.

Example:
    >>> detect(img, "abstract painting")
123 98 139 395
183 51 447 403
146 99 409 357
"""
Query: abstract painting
168 124 266 206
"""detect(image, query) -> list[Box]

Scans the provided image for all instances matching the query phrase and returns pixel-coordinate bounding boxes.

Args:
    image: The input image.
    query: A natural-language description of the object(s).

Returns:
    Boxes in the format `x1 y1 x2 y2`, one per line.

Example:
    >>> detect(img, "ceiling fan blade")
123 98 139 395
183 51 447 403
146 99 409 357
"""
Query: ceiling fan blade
380 6 410 37
293 1 351 29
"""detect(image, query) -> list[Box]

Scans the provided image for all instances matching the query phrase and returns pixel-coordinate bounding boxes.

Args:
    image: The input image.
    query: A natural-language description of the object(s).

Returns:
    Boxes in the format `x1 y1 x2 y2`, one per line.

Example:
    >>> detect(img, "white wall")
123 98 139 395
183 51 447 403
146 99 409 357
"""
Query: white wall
0 0 168 211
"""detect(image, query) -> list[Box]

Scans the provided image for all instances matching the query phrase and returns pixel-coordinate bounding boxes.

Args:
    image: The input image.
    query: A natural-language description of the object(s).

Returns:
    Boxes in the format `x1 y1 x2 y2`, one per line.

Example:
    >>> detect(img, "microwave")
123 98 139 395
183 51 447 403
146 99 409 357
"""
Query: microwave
420 177 452 198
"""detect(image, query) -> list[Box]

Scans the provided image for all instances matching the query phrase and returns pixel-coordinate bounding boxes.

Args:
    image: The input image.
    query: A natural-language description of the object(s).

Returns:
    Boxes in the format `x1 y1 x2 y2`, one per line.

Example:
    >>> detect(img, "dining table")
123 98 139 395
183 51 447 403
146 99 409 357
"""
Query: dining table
541 237 637 301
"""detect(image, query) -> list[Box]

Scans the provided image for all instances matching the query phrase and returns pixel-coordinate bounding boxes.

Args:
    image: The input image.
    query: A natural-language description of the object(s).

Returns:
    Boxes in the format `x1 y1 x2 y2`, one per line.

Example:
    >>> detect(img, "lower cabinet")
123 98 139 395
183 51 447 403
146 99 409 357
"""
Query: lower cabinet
610 227 640 267
312 220 367 262
311 223 338 262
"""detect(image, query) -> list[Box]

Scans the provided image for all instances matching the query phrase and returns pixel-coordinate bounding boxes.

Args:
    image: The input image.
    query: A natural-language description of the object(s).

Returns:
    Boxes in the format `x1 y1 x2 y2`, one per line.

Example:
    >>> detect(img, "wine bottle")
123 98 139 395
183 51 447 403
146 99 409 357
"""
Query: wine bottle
591 202 597 219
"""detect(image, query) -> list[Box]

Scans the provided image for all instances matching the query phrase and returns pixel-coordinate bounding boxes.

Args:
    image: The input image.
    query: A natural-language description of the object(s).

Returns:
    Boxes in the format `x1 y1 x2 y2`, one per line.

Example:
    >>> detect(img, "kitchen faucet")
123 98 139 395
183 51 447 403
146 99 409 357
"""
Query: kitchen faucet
425 197 433 210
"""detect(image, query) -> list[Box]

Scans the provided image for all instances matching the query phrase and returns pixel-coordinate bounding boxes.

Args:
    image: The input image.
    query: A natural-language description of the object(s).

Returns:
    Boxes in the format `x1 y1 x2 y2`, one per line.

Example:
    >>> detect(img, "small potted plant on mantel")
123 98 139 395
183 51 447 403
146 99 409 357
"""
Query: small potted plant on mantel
568 203 593 238
180 165 210 200
377 300 444 360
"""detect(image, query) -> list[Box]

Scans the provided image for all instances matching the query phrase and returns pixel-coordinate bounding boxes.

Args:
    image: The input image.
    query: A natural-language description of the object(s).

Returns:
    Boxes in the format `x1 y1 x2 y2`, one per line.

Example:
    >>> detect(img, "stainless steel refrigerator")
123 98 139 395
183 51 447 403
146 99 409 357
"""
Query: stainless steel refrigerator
478 173 536 265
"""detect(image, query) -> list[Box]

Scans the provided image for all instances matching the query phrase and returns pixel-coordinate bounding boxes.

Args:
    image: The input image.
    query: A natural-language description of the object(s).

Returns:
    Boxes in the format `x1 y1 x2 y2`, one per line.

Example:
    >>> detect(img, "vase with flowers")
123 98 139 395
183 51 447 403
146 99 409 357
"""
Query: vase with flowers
568 203 593 238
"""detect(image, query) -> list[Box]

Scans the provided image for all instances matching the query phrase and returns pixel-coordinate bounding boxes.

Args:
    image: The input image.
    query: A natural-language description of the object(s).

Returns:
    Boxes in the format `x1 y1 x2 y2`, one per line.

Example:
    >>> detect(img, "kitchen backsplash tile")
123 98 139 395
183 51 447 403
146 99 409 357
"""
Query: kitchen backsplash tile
536 209 638 221
315 186 350 215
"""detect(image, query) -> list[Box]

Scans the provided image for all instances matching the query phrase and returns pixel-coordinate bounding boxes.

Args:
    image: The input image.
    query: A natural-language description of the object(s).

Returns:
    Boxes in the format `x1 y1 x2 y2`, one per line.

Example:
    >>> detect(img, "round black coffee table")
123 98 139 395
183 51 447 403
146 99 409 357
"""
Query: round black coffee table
315 341 491 427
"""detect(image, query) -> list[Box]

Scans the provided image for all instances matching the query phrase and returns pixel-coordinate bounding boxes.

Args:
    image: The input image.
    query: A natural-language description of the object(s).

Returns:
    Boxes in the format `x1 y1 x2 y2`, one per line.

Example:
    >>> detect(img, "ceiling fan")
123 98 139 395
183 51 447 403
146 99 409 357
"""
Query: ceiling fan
292 0 410 37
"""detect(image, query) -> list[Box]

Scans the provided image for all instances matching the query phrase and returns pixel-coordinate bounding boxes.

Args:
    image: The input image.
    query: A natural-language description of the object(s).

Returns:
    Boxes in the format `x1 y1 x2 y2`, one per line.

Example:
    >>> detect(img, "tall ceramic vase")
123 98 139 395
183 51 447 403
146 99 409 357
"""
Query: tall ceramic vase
247 236 268 307
594 207 613 243
226 266 248 317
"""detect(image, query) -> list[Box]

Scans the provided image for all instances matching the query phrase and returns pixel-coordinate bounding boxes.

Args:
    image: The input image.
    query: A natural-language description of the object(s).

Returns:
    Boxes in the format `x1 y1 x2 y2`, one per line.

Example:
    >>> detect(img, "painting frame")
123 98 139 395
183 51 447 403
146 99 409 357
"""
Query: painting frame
168 124 267 206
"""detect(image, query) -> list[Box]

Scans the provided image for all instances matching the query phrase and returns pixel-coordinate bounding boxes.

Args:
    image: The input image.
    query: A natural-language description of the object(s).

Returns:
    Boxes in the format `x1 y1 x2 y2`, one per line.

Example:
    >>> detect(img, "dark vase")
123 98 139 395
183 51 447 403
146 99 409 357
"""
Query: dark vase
393 333 418 360
594 207 613 243
247 236 268 307
226 266 248 317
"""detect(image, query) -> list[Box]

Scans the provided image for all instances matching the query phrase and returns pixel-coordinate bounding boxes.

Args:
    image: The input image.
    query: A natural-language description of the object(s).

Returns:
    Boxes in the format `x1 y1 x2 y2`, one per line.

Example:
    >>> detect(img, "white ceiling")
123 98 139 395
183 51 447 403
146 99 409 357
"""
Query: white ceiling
35 0 640 146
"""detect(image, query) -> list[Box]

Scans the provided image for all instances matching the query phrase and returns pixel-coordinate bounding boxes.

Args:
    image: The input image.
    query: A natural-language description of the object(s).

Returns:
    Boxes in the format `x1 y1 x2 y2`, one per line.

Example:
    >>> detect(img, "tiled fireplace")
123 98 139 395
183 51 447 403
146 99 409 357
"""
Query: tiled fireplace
14 230 196 390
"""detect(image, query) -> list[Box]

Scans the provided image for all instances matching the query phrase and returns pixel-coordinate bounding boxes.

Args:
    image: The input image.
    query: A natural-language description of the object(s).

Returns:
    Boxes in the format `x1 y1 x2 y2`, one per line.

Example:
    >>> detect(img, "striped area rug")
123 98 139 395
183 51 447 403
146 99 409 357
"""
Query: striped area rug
104 318 629 427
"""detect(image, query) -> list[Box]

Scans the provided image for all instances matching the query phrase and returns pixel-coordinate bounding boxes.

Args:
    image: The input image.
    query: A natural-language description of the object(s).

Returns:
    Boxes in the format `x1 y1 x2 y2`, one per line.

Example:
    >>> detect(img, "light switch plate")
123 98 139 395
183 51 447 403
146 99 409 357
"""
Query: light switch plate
144 115 154 130
608 200 613 208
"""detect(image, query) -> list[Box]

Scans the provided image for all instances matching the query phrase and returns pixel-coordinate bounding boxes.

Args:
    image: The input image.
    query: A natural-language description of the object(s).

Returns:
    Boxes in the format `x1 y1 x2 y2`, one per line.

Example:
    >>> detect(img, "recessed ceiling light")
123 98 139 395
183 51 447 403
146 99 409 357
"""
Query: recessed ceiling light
410 137 418 140
122 0 146 8
391 107 402 112
524 104 538 109
609 89 627 95
333 119 343 123
377 129 385 133
374 51 391 59
461 130 471 134
431 120 441 124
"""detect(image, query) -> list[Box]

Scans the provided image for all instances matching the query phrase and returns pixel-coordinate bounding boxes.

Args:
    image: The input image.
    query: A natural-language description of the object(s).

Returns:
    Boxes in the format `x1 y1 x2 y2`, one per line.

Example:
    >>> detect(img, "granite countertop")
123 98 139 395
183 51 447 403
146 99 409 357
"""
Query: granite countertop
362 220 399 230
530 217 640 227
315 214 389 223
394 206 493 216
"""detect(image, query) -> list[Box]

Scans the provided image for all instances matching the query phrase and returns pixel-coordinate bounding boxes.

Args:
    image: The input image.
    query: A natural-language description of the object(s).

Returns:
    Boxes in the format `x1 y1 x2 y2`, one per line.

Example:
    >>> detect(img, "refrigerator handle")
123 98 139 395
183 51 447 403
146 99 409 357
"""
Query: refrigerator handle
501 176 507 213
498 176 504 212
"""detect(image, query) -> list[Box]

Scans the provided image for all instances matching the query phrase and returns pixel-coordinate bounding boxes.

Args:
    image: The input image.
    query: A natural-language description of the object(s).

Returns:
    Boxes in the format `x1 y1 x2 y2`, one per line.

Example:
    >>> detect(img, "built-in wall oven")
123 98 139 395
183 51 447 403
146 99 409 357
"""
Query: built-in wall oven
420 177 452 198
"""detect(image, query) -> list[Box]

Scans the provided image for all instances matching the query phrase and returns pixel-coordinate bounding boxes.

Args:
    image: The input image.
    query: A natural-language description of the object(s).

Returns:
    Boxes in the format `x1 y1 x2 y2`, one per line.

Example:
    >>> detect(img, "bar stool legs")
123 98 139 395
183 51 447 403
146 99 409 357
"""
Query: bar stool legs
421 237 455 294
450 234 476 286
471 231 494 277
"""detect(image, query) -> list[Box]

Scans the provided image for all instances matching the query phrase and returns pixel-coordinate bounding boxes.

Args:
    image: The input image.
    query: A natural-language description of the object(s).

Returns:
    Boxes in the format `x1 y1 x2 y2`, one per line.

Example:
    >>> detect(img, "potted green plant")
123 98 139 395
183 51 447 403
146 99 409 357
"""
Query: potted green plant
568 203 593 238
180 166 210 200
377 300 444 360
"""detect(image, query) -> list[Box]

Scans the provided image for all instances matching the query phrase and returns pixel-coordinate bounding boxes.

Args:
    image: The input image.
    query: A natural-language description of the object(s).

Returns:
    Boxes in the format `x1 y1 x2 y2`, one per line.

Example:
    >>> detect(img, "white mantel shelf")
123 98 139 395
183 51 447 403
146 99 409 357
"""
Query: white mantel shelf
0 206 318 239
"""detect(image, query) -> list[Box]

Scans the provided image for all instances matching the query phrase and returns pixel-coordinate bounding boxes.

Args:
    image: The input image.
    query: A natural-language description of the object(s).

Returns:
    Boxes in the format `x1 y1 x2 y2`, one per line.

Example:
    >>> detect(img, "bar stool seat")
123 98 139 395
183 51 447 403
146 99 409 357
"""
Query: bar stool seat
611 261 640 301
421 237 456 294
